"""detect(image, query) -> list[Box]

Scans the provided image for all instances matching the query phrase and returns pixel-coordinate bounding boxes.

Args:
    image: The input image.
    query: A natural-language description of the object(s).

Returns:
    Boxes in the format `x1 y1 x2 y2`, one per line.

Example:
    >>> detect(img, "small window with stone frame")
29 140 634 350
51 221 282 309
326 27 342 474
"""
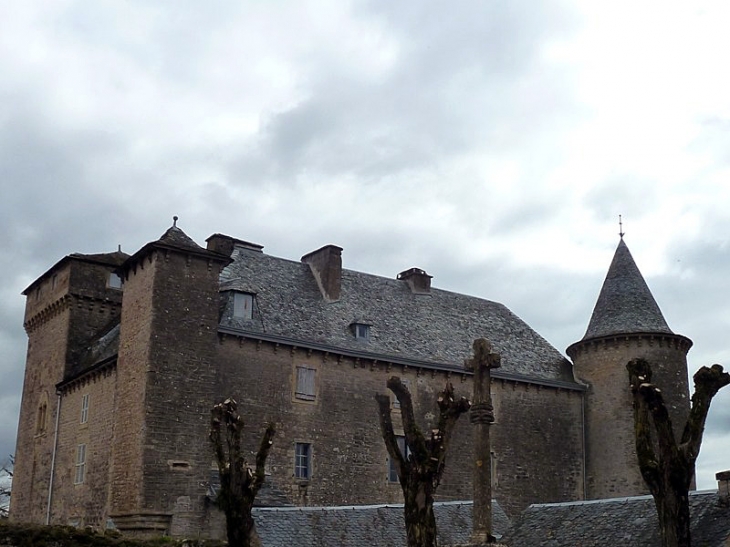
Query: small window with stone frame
295 365 316 401
80 393 89 424
75 444 87 485
108 272 123 290
36 401 47 435
294 442 311 480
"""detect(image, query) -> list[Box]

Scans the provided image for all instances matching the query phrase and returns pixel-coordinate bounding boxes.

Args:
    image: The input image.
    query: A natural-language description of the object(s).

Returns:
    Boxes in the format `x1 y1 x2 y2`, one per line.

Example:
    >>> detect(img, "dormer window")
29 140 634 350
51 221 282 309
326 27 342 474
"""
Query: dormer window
352 322 371 341
233 292 254 320
108 272 123 289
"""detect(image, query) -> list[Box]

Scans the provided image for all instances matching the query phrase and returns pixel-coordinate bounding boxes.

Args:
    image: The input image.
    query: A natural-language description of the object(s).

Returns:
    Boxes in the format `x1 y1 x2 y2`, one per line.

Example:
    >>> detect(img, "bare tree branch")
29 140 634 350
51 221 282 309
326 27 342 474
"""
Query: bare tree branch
627 358 729 547
375 376 470 547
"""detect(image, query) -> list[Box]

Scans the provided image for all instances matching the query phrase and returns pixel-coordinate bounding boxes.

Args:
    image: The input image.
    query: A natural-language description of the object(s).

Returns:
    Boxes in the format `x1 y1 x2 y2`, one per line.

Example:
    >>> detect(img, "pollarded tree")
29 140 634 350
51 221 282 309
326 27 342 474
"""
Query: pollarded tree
627 358 730 547
375 376 471 547
210 398 276 547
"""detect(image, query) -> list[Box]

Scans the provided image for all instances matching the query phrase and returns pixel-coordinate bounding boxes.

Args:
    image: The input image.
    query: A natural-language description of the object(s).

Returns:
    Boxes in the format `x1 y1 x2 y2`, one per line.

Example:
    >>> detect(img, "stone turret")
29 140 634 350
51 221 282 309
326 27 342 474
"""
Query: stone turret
11 250 128 524
567 238 692 500
109 220 231 536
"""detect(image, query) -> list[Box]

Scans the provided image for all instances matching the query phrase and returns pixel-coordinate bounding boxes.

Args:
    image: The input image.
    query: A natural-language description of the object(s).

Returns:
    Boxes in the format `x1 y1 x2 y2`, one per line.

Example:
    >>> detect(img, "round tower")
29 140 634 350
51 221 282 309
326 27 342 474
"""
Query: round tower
567 237 692 500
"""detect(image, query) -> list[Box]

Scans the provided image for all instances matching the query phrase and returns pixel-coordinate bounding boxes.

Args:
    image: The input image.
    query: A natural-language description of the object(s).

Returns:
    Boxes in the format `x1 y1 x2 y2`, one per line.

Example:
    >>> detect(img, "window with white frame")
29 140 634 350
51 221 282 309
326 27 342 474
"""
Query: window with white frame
388 435 411 482
295 366 316 401
80 393 89 424
295 442 311 480
75 444 87 484
233 292 253 319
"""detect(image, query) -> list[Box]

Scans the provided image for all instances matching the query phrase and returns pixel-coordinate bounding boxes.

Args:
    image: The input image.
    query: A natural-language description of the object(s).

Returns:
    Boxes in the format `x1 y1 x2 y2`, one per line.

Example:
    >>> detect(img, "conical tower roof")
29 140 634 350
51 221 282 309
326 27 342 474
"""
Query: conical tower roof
580 238 674 341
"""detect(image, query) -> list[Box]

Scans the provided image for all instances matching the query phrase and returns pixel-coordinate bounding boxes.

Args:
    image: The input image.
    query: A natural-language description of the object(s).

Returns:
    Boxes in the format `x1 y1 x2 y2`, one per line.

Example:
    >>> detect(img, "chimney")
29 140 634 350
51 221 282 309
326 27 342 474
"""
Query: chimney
301 245 343 302
717 470 730 504
206 234 263 257
397 268 432 294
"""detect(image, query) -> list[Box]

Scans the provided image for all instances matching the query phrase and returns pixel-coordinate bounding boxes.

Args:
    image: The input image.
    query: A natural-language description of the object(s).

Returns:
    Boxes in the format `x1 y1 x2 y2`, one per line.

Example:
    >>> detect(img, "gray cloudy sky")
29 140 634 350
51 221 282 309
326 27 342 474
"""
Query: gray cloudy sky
1 0 730 490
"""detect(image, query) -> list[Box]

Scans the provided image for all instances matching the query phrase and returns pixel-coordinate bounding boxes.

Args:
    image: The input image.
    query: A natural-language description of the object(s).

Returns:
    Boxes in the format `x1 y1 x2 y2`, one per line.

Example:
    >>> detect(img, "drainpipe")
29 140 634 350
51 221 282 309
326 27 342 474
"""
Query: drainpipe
581 393 587 499
46 391 61 525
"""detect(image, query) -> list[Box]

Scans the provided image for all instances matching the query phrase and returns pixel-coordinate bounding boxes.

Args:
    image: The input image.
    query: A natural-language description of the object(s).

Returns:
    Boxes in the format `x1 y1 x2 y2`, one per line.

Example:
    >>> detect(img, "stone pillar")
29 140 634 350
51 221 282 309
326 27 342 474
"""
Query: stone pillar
466 339 501 545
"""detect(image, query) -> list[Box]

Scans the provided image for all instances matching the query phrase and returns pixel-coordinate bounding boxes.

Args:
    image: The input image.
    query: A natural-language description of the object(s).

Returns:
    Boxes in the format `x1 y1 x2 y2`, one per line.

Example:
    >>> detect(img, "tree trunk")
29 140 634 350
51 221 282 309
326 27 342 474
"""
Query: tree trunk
654 485 690 547
225 507 260 547
403 478 437 547
210 398 274 547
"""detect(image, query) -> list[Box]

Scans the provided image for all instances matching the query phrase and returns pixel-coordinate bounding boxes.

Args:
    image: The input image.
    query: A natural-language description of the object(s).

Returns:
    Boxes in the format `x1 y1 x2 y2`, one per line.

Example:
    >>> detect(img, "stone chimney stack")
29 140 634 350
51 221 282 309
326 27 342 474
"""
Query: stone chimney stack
206 233 263 256
717 470 730 504
397 268 432 294
301 245 343 302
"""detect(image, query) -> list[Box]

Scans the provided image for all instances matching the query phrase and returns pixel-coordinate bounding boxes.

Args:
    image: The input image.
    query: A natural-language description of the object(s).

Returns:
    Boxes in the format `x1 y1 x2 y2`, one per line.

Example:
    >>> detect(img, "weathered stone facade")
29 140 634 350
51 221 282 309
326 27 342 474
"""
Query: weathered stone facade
10 227 689 540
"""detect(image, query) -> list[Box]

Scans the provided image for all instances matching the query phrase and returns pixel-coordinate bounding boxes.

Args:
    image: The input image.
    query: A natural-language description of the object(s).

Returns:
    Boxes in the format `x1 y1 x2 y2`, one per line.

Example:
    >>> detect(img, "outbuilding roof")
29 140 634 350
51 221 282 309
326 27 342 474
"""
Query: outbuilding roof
501 491 729 547
252 500 510 546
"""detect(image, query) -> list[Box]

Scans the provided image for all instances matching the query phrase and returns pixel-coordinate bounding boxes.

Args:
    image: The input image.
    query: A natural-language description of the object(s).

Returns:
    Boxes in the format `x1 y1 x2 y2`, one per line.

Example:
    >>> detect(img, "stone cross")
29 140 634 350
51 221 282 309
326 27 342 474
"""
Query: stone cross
465 338 501 544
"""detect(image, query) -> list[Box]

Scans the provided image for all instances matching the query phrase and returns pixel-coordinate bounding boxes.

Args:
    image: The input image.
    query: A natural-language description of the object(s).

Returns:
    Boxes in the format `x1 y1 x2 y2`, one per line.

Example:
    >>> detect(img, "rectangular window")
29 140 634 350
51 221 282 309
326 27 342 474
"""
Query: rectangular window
295 443 311 480
353 323 370 341
75 444 86 484
108 272 123 289
233 292 253 319
80 394 89 424
295 366 316 401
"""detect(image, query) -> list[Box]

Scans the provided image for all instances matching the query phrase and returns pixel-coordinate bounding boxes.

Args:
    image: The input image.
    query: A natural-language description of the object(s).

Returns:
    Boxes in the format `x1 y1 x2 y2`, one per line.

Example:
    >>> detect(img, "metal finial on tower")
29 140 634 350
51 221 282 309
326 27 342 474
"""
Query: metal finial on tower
173 215 178 227
619 215 624 239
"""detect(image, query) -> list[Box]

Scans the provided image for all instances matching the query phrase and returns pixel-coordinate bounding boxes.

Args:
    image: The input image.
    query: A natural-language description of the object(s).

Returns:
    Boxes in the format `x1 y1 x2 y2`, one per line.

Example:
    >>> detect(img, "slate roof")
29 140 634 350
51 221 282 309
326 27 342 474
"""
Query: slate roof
252 500 510 546
579 239 674 341
501 491 730 547
219 243 575 384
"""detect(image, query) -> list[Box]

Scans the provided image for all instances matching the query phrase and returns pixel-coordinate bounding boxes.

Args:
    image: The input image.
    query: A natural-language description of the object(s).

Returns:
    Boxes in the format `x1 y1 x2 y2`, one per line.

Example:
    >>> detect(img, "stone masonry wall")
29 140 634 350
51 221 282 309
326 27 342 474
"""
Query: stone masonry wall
12 259 122 525
51 369 117 528
142 250 224 537
572 334 691 499
110 254 157 516
212 335 584 524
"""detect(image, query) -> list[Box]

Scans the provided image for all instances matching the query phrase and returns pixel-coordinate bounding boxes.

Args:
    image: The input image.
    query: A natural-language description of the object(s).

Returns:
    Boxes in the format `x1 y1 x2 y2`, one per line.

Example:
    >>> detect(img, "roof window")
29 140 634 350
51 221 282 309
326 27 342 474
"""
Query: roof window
351 322 371 342
233 291 254 320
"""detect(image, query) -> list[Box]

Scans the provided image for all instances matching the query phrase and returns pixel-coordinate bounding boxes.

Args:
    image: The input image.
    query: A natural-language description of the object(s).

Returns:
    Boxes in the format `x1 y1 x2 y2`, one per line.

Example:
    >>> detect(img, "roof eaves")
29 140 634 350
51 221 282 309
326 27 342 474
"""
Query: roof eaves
217 326 585 391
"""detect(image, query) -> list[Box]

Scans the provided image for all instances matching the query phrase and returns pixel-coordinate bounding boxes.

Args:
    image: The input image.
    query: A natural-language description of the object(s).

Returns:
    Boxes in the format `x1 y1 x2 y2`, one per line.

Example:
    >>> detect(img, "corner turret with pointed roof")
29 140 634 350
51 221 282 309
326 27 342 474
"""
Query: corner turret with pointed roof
568 235 692 501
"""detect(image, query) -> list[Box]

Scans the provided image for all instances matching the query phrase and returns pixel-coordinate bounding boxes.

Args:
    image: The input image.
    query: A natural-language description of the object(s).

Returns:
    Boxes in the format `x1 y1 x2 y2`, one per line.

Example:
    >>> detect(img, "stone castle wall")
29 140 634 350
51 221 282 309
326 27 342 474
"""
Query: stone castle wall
571 333 691 499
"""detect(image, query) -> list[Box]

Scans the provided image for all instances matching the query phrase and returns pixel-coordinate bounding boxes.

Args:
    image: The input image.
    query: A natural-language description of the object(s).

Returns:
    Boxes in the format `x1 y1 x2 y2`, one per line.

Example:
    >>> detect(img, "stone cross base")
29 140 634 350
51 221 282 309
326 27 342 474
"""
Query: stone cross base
444 543 509 547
